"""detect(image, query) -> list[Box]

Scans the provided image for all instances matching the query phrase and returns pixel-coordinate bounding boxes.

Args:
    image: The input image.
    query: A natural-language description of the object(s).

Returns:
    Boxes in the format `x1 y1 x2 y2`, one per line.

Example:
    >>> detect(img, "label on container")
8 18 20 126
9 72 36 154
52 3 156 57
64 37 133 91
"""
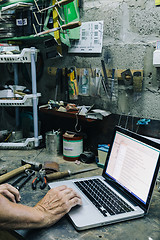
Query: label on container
16 19 23 26
63 139 83 158
23 18 28 26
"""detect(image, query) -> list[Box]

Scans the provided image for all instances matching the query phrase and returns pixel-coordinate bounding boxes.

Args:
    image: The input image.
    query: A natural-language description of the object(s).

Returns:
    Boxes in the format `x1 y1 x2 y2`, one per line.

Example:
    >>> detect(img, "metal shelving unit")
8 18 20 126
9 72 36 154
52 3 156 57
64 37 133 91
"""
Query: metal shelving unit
0 93 41 107
0 47 42 149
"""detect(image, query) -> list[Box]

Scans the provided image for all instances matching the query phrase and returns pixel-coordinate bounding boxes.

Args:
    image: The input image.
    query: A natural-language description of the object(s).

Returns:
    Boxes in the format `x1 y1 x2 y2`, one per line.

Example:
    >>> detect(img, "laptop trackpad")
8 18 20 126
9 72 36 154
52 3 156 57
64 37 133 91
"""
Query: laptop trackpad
66 182 89 206
49 181 89 206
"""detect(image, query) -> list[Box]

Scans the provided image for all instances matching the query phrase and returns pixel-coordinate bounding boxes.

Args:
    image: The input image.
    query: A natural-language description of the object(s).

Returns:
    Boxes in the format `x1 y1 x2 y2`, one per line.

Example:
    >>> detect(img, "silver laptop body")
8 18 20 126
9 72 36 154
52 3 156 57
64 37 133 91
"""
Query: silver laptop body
49 126 160 230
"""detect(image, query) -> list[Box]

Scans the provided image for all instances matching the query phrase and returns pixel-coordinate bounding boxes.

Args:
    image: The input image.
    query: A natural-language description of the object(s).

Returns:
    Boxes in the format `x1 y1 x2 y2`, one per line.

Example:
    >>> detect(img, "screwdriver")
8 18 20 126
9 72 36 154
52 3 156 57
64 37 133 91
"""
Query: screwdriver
46 167 98 181
35 21 81 37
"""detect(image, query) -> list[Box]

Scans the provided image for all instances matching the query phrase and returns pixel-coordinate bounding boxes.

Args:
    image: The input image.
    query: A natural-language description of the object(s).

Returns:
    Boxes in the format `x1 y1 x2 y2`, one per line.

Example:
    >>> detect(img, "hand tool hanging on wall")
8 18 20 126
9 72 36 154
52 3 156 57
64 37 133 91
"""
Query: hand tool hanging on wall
64 67 69 102
101 60 110 98
110 68 115 101
67 67 79 100
55 68 63 101
40 0 74 12
133 71 143 102
79 68 90 96
121 69 133 86
133 71 142 92
35 21 81 36
46 167 98 181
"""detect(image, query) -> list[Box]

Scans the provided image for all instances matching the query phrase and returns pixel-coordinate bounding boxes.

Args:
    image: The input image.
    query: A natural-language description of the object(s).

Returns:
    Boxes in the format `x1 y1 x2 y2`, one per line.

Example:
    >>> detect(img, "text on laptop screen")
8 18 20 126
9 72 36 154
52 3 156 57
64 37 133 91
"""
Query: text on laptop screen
105 131 159 204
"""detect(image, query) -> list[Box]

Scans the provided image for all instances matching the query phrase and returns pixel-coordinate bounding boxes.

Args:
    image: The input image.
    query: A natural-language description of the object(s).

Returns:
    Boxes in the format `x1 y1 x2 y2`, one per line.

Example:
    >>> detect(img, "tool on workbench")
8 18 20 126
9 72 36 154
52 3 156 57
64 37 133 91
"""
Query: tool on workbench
12 169 35 191
0 164 32 184
32 169 47 190
0 160 42 184
46 167 98 181
44 161 59 174
40 0 74 12
21 159 42 170
0 169 7 176
35 21 81 36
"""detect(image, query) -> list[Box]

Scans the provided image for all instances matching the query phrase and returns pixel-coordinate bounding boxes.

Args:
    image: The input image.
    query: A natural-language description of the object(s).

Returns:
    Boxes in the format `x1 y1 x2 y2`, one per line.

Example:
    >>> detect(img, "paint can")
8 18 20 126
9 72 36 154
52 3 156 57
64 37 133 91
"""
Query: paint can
63 132 83 161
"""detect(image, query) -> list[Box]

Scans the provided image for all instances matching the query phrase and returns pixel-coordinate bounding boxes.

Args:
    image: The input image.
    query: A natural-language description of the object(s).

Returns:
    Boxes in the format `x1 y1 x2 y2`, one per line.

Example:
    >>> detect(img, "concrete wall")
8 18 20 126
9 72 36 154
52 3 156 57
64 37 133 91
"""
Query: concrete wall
37 0 160 120
1 0 159 122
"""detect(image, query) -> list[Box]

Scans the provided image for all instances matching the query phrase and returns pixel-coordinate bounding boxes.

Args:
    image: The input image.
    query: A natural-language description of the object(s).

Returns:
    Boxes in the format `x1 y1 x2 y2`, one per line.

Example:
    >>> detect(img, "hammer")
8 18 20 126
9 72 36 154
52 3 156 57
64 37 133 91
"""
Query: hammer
0 160 42 184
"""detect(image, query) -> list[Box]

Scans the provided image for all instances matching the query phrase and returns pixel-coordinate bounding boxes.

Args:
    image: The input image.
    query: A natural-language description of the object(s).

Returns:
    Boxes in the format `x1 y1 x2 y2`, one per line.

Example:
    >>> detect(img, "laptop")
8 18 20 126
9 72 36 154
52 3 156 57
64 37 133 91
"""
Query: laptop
49 126 160 230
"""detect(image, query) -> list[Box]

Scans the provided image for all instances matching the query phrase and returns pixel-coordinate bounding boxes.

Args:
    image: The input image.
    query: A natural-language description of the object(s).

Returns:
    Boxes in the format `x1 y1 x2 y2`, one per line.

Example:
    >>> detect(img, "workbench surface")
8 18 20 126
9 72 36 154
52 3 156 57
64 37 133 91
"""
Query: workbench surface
0 149 160 240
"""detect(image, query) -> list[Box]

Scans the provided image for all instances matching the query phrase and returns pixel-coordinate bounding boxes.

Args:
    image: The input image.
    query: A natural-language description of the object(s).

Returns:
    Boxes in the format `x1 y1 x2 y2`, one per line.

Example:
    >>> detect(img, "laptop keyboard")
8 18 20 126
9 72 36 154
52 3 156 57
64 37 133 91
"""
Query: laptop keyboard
75 178 134 217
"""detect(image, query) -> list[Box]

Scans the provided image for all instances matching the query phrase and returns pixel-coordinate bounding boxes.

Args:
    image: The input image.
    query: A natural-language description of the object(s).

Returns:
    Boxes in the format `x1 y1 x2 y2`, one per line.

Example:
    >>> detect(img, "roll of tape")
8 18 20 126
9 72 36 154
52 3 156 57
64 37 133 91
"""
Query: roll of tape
79 151 95 163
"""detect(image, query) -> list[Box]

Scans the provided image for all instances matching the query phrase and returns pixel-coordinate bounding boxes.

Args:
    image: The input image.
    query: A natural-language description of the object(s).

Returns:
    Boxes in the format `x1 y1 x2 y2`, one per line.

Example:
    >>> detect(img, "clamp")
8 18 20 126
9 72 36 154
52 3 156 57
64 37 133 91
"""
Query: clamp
32 169 47 190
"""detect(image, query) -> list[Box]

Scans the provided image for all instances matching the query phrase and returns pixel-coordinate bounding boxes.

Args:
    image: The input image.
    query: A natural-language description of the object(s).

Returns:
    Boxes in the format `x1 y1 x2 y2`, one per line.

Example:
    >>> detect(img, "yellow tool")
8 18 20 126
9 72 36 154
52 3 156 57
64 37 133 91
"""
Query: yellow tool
0 164 31 184
67 67 79 99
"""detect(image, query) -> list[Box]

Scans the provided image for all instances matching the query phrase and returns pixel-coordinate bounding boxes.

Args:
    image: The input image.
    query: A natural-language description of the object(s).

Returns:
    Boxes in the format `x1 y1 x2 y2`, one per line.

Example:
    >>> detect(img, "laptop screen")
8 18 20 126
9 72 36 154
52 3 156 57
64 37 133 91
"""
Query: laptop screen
104 130 160 205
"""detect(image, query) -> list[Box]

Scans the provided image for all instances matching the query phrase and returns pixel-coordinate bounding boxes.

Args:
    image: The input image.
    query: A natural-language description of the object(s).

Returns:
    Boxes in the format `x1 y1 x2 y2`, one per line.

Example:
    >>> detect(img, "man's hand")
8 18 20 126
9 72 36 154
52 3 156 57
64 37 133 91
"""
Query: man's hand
0 183 21 203
34 185 82 227
0 184 81 229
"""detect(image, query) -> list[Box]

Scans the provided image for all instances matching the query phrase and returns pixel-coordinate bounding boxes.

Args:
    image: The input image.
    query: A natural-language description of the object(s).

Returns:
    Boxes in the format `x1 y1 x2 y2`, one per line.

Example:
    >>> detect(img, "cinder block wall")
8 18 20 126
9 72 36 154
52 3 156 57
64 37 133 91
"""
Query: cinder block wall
38 0 160 120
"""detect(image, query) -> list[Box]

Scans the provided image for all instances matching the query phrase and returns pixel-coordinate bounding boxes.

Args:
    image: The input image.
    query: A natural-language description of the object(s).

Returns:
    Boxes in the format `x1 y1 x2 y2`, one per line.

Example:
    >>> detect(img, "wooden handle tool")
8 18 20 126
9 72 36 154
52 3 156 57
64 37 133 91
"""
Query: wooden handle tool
40 0 74 12
46 171 70 181
46 167 98 181
61 21 81 30
0 164 31 184
35 21 81 36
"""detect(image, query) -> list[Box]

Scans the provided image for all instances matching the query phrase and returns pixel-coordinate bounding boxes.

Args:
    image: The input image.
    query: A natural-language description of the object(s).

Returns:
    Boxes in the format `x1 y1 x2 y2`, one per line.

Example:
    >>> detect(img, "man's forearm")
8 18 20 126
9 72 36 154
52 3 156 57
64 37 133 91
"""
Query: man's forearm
0 185 82 230
0 194 43 229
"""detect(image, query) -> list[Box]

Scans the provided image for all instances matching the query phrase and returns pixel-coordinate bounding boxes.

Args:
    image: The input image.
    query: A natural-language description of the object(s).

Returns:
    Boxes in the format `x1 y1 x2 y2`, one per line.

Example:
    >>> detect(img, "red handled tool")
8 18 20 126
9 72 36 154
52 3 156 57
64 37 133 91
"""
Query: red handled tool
32 169 47 190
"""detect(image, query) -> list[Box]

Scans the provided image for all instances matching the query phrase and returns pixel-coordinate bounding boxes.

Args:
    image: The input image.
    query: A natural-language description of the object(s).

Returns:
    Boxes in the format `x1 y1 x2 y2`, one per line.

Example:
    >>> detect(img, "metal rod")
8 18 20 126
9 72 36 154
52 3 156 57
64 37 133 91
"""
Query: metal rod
13 63 20 128
31 47 39 147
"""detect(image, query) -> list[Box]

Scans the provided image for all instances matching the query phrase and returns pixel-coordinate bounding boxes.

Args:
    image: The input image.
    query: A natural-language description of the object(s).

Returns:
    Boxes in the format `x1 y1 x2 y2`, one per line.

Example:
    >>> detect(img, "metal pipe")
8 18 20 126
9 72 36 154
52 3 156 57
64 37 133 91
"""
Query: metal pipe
30 47 39 147
13 63 20 128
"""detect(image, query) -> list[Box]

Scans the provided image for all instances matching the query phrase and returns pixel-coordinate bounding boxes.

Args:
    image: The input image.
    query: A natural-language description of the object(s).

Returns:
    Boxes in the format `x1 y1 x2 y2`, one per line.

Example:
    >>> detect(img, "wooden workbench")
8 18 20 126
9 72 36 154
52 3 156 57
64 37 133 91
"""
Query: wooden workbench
0 149 159 240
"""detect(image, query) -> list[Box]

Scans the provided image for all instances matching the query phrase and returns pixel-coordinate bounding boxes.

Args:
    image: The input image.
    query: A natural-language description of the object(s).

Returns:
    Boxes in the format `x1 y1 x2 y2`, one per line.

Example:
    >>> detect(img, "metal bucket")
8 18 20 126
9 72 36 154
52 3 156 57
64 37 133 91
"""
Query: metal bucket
45 130 61 155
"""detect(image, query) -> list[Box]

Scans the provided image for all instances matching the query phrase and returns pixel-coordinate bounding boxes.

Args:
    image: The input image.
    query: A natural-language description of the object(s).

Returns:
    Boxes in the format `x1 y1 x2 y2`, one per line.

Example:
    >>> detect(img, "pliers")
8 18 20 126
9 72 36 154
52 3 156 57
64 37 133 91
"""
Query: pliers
32 169 47 190
12 169 35 191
